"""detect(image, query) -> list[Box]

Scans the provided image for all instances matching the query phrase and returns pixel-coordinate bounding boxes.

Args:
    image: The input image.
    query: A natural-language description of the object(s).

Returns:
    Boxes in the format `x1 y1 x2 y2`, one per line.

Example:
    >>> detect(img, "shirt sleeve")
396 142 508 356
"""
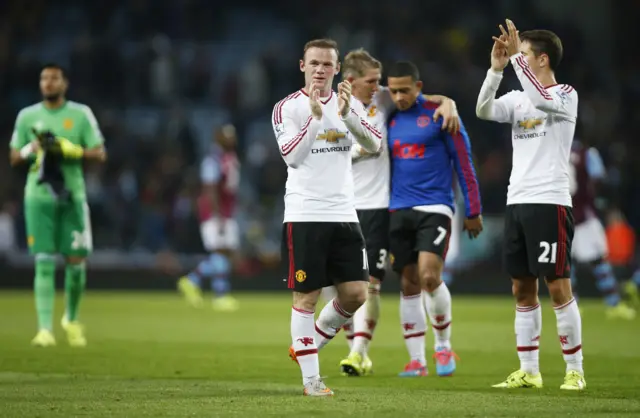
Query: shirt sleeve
476 69 517 123
373 87 396 115
9 109 32 150
340 98 382 153
569 162 578 196
200 156 221 185
509 53 578 120
272 99 322 169
444 120 482 218
80 105 105 148
586 147 606 180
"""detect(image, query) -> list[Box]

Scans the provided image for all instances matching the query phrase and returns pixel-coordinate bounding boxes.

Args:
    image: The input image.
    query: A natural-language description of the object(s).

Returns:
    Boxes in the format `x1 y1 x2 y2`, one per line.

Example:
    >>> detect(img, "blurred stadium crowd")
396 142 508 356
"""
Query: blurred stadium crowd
0 0 637 269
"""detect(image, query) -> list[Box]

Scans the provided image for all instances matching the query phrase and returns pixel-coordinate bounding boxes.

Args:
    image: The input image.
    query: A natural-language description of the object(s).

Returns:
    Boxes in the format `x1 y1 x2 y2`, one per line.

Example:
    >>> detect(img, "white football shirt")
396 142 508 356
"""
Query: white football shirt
272 89 383 223
350 88 394 210
476 52 578 207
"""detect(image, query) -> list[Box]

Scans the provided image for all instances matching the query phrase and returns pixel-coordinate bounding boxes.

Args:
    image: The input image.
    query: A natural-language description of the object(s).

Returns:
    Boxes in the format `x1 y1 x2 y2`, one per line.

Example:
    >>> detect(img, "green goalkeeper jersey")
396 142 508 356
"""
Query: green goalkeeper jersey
10 101 104 201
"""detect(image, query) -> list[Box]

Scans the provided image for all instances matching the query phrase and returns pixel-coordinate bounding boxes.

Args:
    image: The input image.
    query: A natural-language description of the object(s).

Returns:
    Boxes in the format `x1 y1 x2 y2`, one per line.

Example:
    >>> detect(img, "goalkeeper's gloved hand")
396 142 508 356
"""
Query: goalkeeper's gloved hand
53 136 84 159
31 129 84 159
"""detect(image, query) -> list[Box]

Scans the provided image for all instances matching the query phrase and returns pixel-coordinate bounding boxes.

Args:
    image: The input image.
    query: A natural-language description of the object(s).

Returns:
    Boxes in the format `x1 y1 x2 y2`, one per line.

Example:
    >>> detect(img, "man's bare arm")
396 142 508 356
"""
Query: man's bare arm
83 145 107 162
9 141 40 167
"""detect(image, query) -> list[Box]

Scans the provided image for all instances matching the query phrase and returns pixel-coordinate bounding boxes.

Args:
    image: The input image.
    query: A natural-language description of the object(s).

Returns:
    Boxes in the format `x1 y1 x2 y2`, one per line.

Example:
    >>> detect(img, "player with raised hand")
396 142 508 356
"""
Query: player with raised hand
387 60 483 378
329 49 460 377
9 63 106 348
271 39 382 396
477 20 585 390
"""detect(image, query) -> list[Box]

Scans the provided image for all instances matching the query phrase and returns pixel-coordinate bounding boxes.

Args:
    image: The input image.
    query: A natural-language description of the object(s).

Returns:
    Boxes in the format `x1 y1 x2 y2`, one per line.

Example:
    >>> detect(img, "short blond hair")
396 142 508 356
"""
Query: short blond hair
303 38 340 61
342 48 382 80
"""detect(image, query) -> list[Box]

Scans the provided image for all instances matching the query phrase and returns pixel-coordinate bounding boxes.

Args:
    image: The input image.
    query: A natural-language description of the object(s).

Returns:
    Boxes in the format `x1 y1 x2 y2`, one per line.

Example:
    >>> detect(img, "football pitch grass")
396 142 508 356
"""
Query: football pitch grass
0 291 638 417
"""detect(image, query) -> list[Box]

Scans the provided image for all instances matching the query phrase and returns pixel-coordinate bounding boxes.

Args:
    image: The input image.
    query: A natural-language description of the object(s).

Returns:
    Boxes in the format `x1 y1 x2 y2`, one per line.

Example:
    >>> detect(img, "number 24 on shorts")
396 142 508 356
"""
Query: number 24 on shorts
538 241 557 263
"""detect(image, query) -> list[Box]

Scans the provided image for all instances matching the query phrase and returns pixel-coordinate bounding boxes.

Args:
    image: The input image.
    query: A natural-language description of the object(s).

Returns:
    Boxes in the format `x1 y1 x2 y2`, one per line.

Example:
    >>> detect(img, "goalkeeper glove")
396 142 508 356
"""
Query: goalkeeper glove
53 136 84 159
31 129 84 159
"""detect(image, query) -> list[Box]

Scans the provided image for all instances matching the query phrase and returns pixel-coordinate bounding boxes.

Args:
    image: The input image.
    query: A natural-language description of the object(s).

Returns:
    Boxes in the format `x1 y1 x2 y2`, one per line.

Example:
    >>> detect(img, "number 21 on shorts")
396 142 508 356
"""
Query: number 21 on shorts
538 241 557 263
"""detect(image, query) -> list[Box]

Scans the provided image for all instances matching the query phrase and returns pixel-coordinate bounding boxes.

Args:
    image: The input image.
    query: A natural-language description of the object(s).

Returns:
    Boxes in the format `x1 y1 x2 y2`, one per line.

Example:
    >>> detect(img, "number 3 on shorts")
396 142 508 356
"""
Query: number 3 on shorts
538 241 557 263
376 248 388 269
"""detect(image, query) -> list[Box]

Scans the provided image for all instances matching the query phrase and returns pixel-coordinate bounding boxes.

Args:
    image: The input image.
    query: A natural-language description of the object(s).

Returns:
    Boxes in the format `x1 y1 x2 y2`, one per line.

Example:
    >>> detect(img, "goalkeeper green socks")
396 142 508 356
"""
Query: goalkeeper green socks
34 254 56 331
64 262 86 322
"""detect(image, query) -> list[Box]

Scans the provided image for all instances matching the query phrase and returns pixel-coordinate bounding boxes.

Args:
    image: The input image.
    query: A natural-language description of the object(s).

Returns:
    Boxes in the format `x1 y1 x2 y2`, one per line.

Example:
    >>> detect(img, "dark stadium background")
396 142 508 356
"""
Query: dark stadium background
0 0 637 296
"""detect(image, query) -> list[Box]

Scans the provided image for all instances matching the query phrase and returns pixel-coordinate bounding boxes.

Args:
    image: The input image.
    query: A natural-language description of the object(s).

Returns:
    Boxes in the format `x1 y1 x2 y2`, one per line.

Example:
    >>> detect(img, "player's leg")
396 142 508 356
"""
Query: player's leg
320 285 354 348
59 199 93 347
342 209 387 375
344 276 379 373
576 218 634 318
532 205 585 390
178 219 217 307
315 223 368 353
415 212 457 376
24 198 58 347
624 265 640 305
321 286 338 303
389 210 427 377
209 219 239 312
493 205 543 389
441 204 462 286
284 222 333 396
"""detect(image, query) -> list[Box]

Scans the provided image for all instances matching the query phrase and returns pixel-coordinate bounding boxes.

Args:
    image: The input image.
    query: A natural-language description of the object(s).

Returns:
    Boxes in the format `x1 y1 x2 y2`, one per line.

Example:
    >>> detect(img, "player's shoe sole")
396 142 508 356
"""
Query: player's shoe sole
340 352 365 377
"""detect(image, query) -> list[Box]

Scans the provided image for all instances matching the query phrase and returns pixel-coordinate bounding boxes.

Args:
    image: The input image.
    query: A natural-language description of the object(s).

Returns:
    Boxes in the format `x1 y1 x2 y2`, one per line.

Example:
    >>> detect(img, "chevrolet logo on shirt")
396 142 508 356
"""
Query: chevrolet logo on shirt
317 129 346 143
518 118 544 130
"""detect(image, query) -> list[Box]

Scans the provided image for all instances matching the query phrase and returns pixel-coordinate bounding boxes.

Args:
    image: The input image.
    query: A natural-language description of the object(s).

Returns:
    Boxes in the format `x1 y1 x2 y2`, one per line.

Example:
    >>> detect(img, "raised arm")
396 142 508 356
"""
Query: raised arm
510 53 577 119
476 35 516 123
272 100 322 169
337 81 382 153
476 70 516 123
341 106 382 153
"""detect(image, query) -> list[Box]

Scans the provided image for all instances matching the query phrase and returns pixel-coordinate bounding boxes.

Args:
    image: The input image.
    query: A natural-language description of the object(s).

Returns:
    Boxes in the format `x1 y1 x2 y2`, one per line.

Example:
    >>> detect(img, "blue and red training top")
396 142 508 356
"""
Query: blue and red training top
388 95 482 218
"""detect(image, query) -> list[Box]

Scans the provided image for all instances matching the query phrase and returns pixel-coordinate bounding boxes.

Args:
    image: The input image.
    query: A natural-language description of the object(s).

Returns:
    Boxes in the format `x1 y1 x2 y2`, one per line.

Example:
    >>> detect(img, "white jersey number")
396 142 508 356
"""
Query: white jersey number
362 248 369 270
433 226 448 246
538 241 558 263
375 248 388 269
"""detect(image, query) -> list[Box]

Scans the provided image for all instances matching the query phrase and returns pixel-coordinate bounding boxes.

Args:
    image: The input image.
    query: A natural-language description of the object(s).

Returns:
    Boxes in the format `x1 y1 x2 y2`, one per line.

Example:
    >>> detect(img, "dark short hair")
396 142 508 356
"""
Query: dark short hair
519 30 563 71
388 61 420 81
41 63 68 79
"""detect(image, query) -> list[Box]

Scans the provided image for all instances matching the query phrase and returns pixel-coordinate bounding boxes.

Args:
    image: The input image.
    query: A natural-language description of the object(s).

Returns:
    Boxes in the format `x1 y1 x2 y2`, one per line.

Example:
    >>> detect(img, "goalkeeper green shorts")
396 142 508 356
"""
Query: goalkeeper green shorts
24 198 93 257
